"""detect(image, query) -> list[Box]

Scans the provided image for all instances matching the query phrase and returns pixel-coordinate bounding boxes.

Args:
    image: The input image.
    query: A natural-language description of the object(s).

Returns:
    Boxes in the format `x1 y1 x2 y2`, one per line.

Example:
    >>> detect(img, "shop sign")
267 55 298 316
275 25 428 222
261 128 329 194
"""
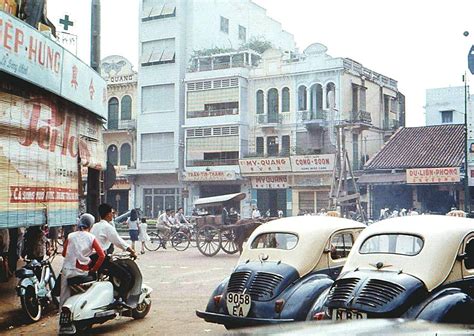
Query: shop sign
251 176 288 189
110 179 130 190
114 165 128 177
0 12 107 119
239 158 291 174
406 167 460 184
183 171 236 181
291 154 335 172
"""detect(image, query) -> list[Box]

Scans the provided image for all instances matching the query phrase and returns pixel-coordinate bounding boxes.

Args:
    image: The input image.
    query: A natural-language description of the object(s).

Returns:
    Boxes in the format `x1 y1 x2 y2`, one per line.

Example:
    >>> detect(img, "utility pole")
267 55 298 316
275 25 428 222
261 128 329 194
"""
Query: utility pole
329 124 366 222
86 0 101 219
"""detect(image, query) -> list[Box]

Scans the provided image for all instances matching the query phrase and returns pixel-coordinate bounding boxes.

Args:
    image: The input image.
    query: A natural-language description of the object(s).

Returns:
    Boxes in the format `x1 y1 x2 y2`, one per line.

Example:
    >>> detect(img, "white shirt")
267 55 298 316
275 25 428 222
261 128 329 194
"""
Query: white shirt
91 219 129 251
63 231 95 270
252 209 261 219
127 219 139 230
157 213 170 226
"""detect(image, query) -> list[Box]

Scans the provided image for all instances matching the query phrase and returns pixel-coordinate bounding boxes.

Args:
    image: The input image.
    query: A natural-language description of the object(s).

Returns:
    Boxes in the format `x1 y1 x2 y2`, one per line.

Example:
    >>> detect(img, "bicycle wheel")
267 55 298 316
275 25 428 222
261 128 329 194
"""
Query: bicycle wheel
196 225 221 257
220 228 239 254
171 232 190 251
145 233 162 251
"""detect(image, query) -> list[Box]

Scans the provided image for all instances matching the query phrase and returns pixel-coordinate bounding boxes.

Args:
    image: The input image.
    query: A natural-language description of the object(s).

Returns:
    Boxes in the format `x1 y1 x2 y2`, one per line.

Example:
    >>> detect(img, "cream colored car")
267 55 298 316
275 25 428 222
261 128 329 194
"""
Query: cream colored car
310 215 474 324
196 216 365 329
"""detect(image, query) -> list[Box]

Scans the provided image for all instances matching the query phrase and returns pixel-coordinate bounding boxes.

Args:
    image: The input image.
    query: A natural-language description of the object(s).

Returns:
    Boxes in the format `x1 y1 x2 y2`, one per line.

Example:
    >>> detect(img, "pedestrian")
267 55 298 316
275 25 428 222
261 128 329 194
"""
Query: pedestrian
251 207 261 219
127 209 139 251
22 226 49 262
277 209 284 218
60 213 105 309
138 218 149 254
48 226 59 251
90 203 136 304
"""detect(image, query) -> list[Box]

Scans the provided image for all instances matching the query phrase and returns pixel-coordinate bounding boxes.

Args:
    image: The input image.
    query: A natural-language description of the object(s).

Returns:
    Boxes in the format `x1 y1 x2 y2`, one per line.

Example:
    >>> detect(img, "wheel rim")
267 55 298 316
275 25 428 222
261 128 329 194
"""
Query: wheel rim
171 232 190 251
23 286 41 321
196 225 221 256
221 229 239 254
145 233 161 251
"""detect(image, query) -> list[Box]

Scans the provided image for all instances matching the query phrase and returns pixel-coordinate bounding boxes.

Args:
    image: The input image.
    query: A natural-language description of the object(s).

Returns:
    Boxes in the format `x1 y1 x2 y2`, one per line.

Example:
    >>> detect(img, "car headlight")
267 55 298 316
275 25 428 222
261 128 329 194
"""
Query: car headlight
306 287 331 321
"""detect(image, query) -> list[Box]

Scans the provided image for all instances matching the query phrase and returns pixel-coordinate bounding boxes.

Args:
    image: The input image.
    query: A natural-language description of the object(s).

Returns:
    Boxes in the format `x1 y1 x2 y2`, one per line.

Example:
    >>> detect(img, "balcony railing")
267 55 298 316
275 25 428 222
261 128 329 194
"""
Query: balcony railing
383 119 400 130
118 119 136 130
187 108 239 118
351 110 372 123
186 159 239 167
243 151 290 158
297 110 327 122
256 114 282 124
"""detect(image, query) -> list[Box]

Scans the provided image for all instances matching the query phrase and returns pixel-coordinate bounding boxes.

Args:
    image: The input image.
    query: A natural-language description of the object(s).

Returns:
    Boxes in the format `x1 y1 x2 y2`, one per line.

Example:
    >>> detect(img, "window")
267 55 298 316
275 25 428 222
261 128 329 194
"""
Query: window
267 136 279 156
267 88 279 122
330 233 354 259
121 95 132 120
141 38 175 66
465 238 474 269
142 84 174 113
441 110 453 123
107 98 119 130
120 143 131 167
310 84 323 115
282 87 290 112
141 132 174 161
107 145 118 165
359 234 424 256
239 25 246 41
298 85 307 111
281 135 290 155
256 90 264 114
142 0 176 21
256 137 264 155
220 16 229 33
143 188 182 218
251 232 298 250
353 134 359 170
326 82 336 109
352 84 367 112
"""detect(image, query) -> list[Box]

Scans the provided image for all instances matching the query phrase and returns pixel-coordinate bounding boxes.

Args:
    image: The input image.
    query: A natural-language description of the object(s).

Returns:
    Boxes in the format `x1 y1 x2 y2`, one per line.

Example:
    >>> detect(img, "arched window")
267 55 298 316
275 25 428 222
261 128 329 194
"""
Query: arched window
108 98 119 130
326 83 336 109
256 90 264 114
298 86 307 111
282 87 290 112
120 143 132 167
107 145 118 166
267 88 279 123
310 84 323 117
121 95 132 121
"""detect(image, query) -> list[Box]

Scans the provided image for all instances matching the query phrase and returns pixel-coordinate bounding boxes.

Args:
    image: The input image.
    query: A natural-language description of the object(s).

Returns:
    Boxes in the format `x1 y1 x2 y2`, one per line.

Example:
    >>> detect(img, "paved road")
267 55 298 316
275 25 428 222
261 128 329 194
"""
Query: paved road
0 247 239 335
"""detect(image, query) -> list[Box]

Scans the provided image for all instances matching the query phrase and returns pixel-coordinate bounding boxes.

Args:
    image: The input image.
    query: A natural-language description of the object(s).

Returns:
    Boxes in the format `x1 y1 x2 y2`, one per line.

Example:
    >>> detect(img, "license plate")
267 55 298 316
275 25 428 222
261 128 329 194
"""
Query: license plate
226 292 251 317
59 311 71 325
332 309 367 320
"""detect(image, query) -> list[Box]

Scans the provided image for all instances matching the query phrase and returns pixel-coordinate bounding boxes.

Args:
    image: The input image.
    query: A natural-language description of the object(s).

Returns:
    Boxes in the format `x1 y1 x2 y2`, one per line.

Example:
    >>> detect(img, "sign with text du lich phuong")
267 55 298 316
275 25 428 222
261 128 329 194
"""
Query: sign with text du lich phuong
406 167 460 184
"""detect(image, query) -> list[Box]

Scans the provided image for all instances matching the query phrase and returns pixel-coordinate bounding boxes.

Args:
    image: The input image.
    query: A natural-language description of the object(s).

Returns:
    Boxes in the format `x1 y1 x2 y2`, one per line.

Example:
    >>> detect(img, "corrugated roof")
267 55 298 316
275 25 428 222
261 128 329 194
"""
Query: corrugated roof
365 124 464 170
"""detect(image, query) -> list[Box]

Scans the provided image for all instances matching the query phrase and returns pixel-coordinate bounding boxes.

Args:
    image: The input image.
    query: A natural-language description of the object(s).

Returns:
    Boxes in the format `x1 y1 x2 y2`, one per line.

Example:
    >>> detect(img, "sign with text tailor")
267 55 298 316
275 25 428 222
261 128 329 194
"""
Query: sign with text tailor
406 167 460 184
251 176 288 189
239 158 291 174
291 154 335 172
183 171 236 182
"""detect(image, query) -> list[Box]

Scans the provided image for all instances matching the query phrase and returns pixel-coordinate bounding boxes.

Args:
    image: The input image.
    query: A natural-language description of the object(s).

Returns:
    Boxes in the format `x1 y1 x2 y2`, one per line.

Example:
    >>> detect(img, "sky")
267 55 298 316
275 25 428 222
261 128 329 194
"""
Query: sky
46 0 474 126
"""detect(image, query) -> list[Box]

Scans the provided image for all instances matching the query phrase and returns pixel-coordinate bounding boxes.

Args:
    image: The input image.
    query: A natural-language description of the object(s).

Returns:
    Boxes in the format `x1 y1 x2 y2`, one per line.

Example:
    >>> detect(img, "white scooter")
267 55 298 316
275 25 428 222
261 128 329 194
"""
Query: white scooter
59 253 152 334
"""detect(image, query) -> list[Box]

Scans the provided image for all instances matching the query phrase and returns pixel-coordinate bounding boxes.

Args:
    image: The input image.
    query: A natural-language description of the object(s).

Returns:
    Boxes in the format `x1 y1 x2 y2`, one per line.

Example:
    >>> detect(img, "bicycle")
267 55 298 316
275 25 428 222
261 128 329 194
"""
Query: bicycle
145 227 190 252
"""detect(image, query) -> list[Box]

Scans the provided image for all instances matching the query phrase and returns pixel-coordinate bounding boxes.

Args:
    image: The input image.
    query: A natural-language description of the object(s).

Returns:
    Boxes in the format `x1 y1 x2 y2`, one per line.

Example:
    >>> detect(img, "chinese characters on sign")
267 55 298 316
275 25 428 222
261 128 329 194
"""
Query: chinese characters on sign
406 167 460 184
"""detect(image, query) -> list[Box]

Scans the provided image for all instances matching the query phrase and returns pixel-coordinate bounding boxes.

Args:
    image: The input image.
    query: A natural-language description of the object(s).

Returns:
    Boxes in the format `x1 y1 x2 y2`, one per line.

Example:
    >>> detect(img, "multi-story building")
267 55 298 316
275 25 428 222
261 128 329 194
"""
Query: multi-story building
101 55 138 215
242 43 405 217
132 0 296 218
425 86 471 126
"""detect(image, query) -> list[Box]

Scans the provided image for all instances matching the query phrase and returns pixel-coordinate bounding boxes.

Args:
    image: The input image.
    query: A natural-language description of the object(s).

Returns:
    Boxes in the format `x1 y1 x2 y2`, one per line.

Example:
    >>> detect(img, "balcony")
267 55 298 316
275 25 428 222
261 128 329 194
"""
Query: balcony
297 110 327 130
187 108 239 118
118 119 136 130
256 114 282 129
186 159 239 167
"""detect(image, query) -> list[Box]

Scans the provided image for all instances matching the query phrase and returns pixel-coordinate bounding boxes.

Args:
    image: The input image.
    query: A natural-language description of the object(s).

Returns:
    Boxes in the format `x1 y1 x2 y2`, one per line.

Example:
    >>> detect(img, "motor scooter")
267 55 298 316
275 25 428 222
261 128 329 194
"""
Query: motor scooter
58 253 152 334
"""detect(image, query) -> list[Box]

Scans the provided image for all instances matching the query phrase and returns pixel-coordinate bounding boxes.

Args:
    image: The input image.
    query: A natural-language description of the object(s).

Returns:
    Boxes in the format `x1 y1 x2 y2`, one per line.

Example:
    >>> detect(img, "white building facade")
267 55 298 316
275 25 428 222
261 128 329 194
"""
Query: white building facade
133 0 295 217
425 86 471 126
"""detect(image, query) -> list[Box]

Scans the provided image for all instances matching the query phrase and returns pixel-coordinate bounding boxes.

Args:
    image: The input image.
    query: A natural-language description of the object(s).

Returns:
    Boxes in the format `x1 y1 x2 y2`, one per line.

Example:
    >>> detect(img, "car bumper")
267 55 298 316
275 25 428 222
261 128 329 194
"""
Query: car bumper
196 310 294 327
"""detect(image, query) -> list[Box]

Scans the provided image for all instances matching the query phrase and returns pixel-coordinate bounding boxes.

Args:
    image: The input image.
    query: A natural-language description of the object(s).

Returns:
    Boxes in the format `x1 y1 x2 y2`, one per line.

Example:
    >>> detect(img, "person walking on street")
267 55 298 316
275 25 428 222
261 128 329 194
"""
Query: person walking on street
60 214 104 309
127 209 139 251
90 203 137 303
138 218 149 254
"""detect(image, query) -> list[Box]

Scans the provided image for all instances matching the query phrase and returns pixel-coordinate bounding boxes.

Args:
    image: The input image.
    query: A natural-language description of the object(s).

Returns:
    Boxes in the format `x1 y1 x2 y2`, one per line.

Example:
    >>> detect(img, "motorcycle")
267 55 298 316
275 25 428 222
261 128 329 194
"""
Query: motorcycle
15 254 59 322
59 253 152 334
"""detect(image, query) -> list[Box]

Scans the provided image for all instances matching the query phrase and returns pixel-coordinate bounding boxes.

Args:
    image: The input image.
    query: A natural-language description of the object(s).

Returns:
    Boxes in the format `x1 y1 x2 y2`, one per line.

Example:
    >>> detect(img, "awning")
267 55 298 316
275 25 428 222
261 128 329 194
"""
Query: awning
194 192 246 207
358 172 406 184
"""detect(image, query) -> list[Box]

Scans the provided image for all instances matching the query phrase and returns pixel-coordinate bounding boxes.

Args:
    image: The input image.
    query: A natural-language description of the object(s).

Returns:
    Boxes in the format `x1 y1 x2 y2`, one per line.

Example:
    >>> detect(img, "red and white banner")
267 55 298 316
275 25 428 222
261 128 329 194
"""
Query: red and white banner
406 167 460 184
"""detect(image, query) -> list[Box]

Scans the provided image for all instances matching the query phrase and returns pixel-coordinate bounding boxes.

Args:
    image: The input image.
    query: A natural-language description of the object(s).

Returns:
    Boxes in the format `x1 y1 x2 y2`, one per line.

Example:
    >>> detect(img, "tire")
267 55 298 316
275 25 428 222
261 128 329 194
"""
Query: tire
20 286 42 322
196 225 221 257
132 296 151 319
171 232 190 251
145 233 162 251
220 228 239 254
75 322 92 332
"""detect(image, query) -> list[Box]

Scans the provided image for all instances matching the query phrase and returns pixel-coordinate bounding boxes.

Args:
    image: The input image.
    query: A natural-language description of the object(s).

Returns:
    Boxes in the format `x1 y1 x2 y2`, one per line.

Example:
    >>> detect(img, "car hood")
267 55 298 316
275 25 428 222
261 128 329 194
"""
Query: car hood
325 270 428 316
226 261 300 302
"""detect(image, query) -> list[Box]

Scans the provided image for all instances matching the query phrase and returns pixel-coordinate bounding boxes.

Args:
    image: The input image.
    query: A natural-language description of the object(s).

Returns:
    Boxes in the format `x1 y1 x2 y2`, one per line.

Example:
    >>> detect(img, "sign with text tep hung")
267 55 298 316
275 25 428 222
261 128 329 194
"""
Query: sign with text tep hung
0 91 105 228
290 154 335 173
0 11 107 119
406 167 460 184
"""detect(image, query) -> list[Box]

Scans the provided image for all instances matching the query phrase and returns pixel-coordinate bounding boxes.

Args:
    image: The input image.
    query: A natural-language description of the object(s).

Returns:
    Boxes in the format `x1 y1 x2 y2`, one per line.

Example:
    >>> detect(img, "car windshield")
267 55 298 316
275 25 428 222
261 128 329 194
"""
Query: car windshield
359 234 424 256
250 232 298 250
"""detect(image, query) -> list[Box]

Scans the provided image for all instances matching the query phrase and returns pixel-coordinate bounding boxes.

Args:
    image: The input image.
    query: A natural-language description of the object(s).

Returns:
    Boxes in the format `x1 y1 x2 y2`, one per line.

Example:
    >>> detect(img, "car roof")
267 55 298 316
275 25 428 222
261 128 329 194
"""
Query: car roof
239 216 366 277
343 215 474 291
